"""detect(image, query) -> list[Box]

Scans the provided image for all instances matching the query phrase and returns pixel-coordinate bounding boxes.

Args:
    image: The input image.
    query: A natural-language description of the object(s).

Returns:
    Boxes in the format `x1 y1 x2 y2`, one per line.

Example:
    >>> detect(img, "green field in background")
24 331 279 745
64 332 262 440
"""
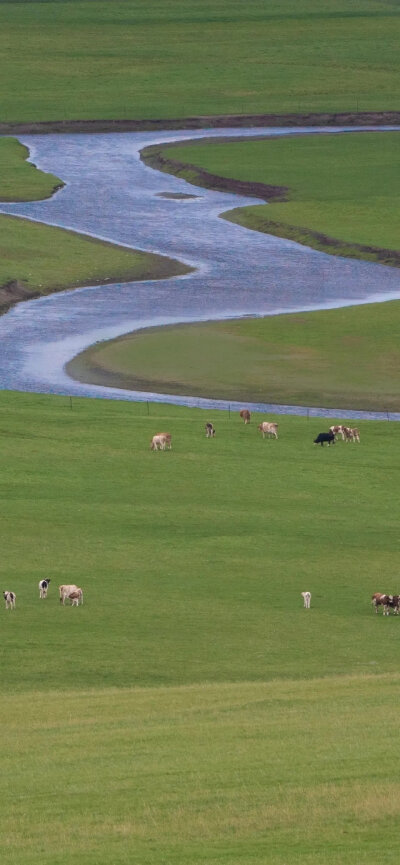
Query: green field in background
0 0 399 122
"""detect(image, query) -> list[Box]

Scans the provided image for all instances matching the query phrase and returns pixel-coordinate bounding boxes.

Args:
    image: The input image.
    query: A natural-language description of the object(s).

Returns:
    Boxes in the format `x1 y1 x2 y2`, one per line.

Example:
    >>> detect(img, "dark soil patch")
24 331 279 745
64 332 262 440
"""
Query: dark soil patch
1 111 399 135
156 192 200 200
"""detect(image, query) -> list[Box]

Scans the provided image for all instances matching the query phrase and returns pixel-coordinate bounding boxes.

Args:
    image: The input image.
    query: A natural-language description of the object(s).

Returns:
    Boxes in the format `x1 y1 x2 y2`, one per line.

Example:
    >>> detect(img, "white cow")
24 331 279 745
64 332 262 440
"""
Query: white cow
258 421 278 439
301 591 311 609
150 433 172 451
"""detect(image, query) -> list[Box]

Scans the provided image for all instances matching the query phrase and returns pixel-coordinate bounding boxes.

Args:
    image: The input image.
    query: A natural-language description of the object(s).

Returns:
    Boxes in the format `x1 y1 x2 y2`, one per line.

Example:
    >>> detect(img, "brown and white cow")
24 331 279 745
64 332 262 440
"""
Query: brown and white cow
3 591 16 610
258 421 278 440
68 588 83 607
205 422 216 438
239 409 251 424
59 584 79 605
371 593 400 615
150 433 172 451
329 425 346 441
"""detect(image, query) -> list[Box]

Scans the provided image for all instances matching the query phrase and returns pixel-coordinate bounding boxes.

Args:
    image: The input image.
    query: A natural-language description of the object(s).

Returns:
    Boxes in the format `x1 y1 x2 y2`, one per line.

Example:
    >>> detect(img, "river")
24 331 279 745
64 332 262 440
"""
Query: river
0 126 399 420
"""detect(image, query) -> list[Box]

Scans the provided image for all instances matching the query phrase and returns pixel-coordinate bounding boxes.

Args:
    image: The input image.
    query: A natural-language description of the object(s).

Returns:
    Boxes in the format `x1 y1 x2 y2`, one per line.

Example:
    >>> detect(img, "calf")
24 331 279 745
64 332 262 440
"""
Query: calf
239 409 251 424
258 421 278 439
371 593 400 615
68 588 83 607
205 422 216 438
301 591 311 609
150 433 172 451
3 591 16 610
59 584 79 605
39 578 51 599
314 432 335 447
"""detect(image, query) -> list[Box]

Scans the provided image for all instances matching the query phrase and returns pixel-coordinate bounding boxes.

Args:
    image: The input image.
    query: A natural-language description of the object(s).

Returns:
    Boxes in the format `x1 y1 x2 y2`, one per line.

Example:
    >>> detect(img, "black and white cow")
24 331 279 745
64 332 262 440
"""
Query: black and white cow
3 591 16 610
39 578 51 599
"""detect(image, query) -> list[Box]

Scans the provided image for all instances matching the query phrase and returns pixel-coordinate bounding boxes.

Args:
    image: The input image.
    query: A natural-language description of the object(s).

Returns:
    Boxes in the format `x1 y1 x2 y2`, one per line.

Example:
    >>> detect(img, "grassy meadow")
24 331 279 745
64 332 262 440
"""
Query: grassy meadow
148 131 400 262
0 0 399 122
1 390 400 863
68 301 400 412
0 137 190 302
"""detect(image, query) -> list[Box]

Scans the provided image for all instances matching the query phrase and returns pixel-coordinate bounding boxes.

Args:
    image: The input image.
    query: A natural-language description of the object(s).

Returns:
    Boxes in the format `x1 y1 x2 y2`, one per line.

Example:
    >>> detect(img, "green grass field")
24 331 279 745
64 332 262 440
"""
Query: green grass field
147 132 400 262
68 301 400 412
1 390 400 863
0 0 399 122
0 137 190 303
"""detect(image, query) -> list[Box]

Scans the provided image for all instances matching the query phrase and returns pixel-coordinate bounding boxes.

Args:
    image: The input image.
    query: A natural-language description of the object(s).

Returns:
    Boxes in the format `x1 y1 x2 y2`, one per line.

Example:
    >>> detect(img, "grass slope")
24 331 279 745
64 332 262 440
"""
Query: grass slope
0 391 399 695
0 1 399 122
1 391 400 863
0 138 191 308
148 132 400 264
67 301 400 412
2 677 400 865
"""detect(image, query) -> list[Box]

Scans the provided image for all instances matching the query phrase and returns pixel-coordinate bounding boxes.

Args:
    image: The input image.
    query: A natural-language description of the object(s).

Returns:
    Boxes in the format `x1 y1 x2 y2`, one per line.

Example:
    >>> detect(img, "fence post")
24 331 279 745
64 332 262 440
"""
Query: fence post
70 396 73 410
228 404 231 420
147 400 149 416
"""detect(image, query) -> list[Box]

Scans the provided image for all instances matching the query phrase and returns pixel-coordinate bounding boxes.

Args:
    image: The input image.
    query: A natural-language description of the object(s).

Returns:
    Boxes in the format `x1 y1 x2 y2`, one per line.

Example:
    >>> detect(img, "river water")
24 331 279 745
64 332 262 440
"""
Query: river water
0 126 399 420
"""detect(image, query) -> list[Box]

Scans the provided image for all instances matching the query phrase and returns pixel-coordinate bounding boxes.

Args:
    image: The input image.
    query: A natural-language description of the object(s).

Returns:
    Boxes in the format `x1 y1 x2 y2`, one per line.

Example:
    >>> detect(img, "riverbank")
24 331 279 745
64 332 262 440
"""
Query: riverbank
1 111 400 136
67 301 400 413
140 131 400 268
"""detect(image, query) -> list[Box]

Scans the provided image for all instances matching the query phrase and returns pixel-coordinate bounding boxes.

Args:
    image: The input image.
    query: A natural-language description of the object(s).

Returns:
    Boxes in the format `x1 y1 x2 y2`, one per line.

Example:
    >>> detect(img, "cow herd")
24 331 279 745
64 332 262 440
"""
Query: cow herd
150 410 361 450
3 580 84 610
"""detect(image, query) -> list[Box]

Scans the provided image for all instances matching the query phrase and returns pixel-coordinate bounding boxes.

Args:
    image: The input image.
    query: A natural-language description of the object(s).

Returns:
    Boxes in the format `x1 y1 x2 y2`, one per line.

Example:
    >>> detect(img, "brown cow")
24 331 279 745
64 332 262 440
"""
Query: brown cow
239 409 251 424
205 423 216 438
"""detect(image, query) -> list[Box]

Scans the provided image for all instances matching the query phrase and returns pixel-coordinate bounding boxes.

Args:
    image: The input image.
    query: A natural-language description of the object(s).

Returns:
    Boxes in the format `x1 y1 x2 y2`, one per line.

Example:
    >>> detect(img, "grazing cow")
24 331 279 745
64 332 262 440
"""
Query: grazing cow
205 422 216 438
239 409 251 424
68 588 83 607
39 578 51 599
301 591 311 609
150 433 172 451
342 426 360 443
59 584 79 605
258 421 278 439
350 427 360 443
371 593 400 615
329 425 346 441
314 432 335 447
3 591 16 610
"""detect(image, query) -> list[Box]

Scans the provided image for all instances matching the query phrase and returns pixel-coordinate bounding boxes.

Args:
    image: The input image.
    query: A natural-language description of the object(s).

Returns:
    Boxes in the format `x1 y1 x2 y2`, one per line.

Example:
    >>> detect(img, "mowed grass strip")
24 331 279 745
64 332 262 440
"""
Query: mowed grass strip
0 0 399 121
153 132 400 261
0 138 191 303
2 677 400 864
0 391 399 695
68 301 400 411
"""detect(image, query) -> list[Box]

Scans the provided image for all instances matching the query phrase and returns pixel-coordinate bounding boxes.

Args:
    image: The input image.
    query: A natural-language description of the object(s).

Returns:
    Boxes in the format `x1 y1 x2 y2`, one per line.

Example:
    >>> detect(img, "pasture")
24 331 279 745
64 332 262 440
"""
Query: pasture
1 390 400 863
0 0 399 122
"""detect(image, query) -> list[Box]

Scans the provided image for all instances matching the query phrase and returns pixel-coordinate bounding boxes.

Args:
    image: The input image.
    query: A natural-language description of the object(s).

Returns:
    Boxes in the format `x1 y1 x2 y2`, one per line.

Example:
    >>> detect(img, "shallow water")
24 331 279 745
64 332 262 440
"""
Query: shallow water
0 125 399 420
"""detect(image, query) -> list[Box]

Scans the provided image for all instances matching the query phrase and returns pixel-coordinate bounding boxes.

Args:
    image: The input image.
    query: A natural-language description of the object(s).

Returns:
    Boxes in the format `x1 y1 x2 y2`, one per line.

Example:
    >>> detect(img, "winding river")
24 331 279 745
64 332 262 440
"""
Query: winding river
1 126 400 420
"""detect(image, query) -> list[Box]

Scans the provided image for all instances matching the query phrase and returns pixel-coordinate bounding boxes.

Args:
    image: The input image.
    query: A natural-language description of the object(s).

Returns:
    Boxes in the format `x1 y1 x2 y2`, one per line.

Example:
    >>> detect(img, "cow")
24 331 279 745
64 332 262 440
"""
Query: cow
68 588 83 607
301 591 311 609
371 593 400 615
258 421 278 439
329 425 346 441
342 426 360 443
39 578 51 599
59 584 79 605
3 591 16 610
150 433 172 451
239 409 251 424
314 432 335 447
205 422 216 438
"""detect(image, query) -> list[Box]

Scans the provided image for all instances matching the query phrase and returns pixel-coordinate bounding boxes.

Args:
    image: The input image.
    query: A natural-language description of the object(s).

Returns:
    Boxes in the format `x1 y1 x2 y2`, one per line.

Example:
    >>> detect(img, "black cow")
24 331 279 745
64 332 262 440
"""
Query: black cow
314 432 335 447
